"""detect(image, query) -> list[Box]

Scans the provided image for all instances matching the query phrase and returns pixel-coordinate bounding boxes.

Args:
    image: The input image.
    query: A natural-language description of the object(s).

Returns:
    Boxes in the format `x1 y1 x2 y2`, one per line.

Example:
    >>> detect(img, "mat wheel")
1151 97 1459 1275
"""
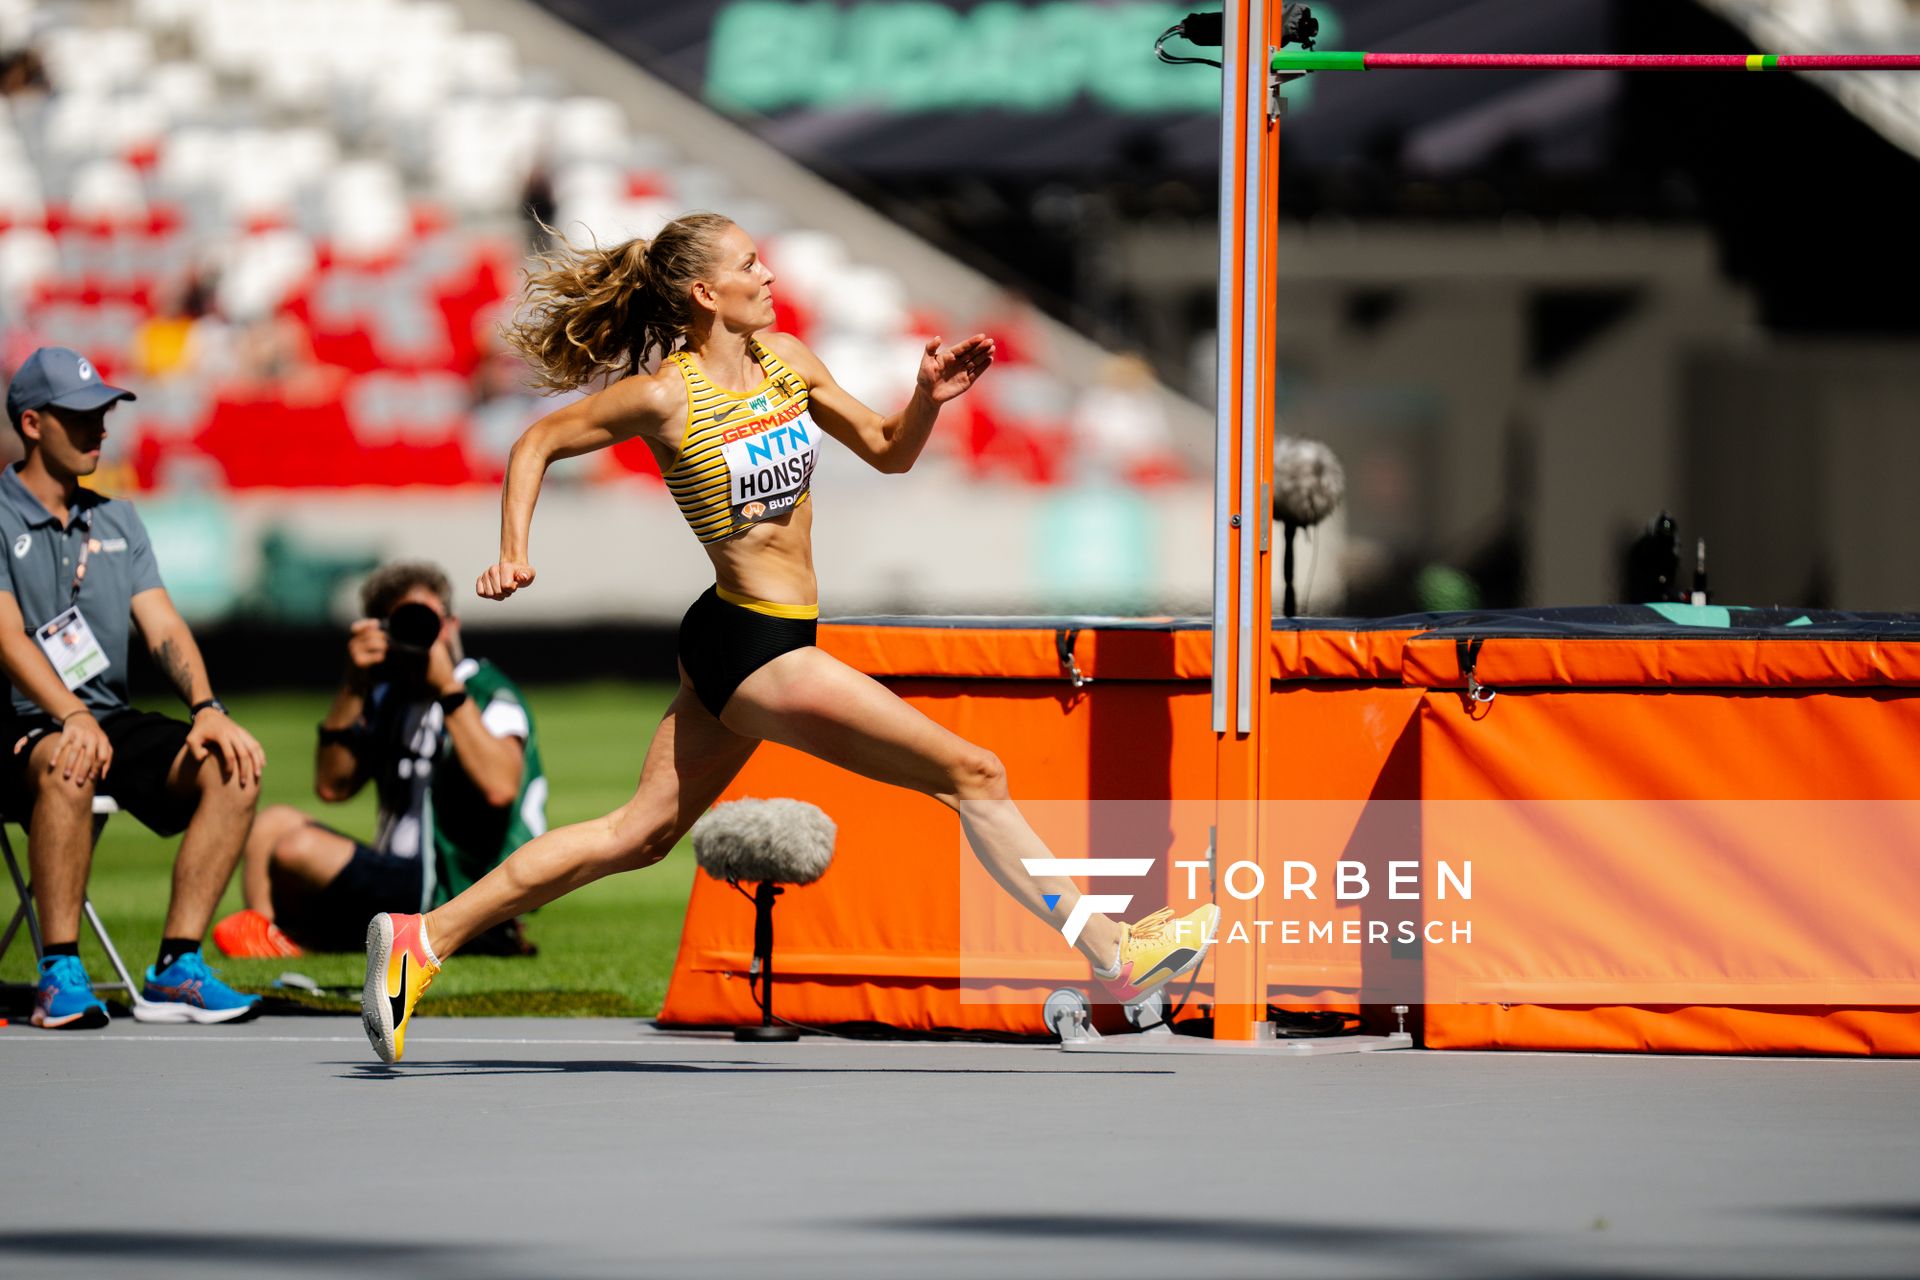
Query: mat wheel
1125 988 1168 1029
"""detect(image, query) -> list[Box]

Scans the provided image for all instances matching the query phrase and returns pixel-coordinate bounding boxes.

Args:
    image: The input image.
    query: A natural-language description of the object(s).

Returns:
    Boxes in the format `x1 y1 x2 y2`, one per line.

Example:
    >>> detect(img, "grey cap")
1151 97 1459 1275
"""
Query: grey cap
6 346 136 425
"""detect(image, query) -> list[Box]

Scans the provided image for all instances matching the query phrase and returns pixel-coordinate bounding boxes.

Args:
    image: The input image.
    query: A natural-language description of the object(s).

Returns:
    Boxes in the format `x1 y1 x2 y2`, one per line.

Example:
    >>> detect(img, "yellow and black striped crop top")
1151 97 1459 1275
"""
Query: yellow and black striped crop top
661 341 820 545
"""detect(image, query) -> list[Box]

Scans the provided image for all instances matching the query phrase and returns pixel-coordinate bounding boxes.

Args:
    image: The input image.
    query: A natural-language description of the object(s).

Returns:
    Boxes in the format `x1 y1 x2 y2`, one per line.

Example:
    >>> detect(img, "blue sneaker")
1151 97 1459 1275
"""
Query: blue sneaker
32 954 110 1029
136 951 262 1025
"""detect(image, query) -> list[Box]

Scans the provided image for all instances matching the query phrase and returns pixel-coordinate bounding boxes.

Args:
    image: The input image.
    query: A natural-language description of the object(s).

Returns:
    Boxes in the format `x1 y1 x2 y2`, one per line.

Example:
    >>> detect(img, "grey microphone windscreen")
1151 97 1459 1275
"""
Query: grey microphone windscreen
1272 437 1345 528
691 798 837 886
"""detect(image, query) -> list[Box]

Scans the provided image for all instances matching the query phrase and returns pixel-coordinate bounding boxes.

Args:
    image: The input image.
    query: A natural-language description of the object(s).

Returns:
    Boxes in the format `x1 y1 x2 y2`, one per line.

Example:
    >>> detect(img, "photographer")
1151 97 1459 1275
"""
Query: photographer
214 562 546 957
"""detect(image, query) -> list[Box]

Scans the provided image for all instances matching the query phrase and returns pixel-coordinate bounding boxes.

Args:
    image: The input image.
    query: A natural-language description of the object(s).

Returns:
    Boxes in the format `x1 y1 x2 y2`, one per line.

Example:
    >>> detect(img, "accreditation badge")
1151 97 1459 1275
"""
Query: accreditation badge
35 605 111 691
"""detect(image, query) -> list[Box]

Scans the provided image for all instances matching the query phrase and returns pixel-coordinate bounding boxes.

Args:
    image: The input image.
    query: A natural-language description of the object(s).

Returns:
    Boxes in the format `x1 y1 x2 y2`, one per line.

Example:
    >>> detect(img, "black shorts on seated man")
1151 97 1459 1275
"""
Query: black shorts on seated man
0 346 267 1029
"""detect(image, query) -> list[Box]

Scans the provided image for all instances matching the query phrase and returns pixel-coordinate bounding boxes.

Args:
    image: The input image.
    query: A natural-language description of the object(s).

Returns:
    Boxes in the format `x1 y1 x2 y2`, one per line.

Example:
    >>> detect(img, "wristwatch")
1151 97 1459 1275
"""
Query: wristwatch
436 688 470 715
190 698 227 717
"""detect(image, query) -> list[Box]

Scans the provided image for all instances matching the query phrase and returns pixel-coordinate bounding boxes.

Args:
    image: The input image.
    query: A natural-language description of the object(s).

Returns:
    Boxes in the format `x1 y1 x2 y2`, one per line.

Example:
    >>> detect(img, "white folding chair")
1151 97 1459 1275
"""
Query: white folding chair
0 795 143 998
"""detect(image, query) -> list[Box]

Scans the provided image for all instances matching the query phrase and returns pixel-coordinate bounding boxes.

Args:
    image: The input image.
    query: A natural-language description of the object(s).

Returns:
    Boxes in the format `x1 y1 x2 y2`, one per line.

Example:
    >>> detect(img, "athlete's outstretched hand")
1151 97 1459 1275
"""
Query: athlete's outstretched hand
477 560 537 601
917 334 995 404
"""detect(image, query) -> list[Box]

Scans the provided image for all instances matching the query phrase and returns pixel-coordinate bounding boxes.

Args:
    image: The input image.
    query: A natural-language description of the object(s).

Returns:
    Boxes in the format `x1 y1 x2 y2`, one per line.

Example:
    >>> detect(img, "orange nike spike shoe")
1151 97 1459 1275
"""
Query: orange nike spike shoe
1095 903 1220 1005
362 912 440 1063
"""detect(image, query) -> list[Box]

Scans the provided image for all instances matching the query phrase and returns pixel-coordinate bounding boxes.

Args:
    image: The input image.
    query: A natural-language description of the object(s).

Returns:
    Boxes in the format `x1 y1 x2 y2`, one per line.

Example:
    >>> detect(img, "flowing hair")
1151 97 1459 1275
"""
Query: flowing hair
504 211 736 393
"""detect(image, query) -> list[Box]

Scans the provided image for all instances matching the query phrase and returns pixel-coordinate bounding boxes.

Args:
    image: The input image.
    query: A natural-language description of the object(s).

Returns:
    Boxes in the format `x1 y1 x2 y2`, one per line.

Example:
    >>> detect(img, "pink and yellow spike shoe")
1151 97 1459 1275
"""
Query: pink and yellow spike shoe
1095 903 1220 1005
362 913 440 1063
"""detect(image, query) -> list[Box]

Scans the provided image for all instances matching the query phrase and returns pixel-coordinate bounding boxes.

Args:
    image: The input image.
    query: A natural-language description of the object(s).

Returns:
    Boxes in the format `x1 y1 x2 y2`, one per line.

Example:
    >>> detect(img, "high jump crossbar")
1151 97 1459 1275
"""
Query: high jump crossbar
1273 51 1920 73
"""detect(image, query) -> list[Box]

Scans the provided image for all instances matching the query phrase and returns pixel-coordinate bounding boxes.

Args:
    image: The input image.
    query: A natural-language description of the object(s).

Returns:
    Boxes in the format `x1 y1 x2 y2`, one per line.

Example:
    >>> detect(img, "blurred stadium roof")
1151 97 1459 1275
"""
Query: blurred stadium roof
1703 0 1920 159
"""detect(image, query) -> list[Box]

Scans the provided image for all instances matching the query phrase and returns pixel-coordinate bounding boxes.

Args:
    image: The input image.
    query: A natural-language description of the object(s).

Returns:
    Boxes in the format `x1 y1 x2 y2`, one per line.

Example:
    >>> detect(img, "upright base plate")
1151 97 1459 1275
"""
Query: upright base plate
1061 1030 1415 1057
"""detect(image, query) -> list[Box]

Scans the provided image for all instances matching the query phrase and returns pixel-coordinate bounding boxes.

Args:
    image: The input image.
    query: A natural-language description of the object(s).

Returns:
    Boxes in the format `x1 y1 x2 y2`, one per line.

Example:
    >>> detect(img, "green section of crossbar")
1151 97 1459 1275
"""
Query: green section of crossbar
1271 50 1367 72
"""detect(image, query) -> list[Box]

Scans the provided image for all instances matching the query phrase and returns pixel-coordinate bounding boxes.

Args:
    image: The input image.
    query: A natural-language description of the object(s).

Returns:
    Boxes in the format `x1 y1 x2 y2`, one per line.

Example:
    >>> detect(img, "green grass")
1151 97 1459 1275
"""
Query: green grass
0 682 690 1017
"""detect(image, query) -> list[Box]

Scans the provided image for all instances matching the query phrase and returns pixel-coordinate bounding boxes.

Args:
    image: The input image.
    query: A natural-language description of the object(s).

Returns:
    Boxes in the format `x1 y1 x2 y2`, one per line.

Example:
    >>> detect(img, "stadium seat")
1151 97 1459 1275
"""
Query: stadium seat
147 60 217 120
551 96 629 163
68 159 148 223
325 160 411 260
448 30 520 94
217 230 316 321
0 228 57 306
763 229 849 308
819 263 910 336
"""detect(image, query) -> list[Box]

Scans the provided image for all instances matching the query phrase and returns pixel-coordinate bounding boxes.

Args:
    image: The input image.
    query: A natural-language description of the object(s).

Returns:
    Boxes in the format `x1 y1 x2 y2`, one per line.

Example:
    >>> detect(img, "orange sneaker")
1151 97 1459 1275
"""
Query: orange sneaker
212 909 303 959
362 912 440 1063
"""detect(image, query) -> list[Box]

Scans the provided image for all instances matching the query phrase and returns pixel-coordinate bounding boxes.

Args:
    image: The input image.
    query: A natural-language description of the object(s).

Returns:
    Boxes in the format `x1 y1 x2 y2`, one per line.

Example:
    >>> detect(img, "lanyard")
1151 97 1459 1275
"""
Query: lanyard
62 508 95 606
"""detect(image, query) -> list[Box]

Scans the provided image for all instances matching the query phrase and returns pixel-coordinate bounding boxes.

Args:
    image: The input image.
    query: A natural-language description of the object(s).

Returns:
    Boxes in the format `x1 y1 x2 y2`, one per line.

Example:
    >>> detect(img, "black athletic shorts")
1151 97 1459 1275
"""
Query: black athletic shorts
678 586 817 718
274 824 425 953
4 708 199 836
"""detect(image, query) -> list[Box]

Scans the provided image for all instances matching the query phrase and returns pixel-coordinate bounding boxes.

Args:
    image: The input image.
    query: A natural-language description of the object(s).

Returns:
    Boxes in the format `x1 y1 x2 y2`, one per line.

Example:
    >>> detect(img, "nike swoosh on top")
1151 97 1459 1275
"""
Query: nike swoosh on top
388 952 409 1030
1133 948 1199 985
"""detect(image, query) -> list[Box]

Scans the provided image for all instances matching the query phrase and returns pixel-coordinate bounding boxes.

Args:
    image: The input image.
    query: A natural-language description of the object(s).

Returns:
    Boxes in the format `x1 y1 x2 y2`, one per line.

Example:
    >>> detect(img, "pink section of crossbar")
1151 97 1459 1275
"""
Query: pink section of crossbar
1362 53 1920 70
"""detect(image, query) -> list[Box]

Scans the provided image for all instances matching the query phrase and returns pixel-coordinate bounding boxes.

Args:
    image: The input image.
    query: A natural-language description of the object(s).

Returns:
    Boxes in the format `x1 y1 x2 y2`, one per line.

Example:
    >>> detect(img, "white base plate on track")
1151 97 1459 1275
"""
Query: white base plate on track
1061 1029 1415 1057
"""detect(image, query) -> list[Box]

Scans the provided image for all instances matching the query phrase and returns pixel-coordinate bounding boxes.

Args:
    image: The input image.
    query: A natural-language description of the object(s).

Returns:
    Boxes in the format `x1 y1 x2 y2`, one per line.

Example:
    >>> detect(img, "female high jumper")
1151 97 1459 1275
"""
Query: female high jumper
361 212 1217 1060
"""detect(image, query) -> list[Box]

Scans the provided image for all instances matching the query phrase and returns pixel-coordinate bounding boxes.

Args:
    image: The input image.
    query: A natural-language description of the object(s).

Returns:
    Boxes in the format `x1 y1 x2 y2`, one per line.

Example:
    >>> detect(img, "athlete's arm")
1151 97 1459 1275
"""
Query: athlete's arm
479 375 680 601
763 332 994 475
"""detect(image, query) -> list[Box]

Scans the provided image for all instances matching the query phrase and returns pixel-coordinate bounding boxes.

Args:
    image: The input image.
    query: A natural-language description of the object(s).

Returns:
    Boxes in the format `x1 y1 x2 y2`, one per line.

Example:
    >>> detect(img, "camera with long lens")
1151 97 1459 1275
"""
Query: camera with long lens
380 601 443 688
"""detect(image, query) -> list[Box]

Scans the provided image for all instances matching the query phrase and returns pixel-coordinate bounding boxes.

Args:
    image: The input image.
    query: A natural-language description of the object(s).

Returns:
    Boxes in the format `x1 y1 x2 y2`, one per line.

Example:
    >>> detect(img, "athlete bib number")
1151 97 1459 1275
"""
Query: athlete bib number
722 412 820 526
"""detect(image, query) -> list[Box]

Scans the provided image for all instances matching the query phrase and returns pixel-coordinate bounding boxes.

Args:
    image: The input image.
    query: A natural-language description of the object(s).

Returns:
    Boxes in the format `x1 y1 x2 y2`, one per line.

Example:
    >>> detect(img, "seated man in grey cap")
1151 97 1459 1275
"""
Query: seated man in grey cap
0 346 266 1029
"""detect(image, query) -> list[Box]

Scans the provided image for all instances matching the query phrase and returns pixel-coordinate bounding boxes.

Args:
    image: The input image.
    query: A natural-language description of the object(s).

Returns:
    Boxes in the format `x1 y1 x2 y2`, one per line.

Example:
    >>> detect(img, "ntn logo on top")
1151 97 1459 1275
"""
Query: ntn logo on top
741 422 814 467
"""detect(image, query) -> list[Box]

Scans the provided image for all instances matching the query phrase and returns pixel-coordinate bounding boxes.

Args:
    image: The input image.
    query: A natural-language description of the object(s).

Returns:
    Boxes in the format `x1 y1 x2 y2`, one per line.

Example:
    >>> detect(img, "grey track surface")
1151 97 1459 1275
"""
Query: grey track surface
3 1018 1917 1279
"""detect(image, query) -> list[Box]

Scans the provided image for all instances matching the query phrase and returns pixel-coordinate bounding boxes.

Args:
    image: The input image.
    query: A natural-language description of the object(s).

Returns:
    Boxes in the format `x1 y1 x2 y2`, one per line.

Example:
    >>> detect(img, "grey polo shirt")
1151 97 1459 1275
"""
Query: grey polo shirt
0 464 164 717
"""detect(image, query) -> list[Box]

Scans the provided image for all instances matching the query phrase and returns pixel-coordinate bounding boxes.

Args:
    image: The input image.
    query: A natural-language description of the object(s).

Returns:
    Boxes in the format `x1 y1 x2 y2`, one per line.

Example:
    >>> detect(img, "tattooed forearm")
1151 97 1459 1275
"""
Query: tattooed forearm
154 636 195 700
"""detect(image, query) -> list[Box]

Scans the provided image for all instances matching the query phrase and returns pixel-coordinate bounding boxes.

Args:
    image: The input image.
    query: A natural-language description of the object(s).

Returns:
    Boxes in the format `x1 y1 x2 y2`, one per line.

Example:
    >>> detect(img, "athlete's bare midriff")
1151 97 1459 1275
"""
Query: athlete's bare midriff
703 502 818 606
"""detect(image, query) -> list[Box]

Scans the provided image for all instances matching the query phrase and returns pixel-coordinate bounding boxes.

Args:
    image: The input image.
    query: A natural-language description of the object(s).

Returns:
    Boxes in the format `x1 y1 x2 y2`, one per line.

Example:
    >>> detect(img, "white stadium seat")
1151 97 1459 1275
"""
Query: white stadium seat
68 159 148 222
551 96 629 163
326 159 412 260
0 228 57 311
818 263 910 337
762 229 849 307
450 31 522 94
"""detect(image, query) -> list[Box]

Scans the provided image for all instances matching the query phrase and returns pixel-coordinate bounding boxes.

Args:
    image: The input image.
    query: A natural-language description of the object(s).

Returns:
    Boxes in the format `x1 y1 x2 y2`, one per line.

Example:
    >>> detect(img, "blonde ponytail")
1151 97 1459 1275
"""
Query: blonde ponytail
504 211 735 392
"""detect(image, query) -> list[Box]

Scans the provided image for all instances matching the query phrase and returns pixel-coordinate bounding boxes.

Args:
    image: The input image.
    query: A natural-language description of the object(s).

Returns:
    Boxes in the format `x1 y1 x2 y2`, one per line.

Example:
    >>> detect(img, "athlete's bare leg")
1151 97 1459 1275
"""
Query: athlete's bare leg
720 646 1126 969
422 679 759 955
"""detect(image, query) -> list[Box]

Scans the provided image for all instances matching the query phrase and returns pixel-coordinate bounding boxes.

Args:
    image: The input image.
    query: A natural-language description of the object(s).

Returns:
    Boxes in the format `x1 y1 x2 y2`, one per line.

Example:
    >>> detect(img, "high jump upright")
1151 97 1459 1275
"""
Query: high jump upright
1210 0 1283 1042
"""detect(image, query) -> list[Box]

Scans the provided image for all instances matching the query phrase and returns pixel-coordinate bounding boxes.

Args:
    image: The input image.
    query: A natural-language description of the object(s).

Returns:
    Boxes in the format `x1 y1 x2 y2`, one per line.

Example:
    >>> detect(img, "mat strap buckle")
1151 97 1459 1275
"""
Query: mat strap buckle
1056 629 1091 689
1456 636 1495 707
